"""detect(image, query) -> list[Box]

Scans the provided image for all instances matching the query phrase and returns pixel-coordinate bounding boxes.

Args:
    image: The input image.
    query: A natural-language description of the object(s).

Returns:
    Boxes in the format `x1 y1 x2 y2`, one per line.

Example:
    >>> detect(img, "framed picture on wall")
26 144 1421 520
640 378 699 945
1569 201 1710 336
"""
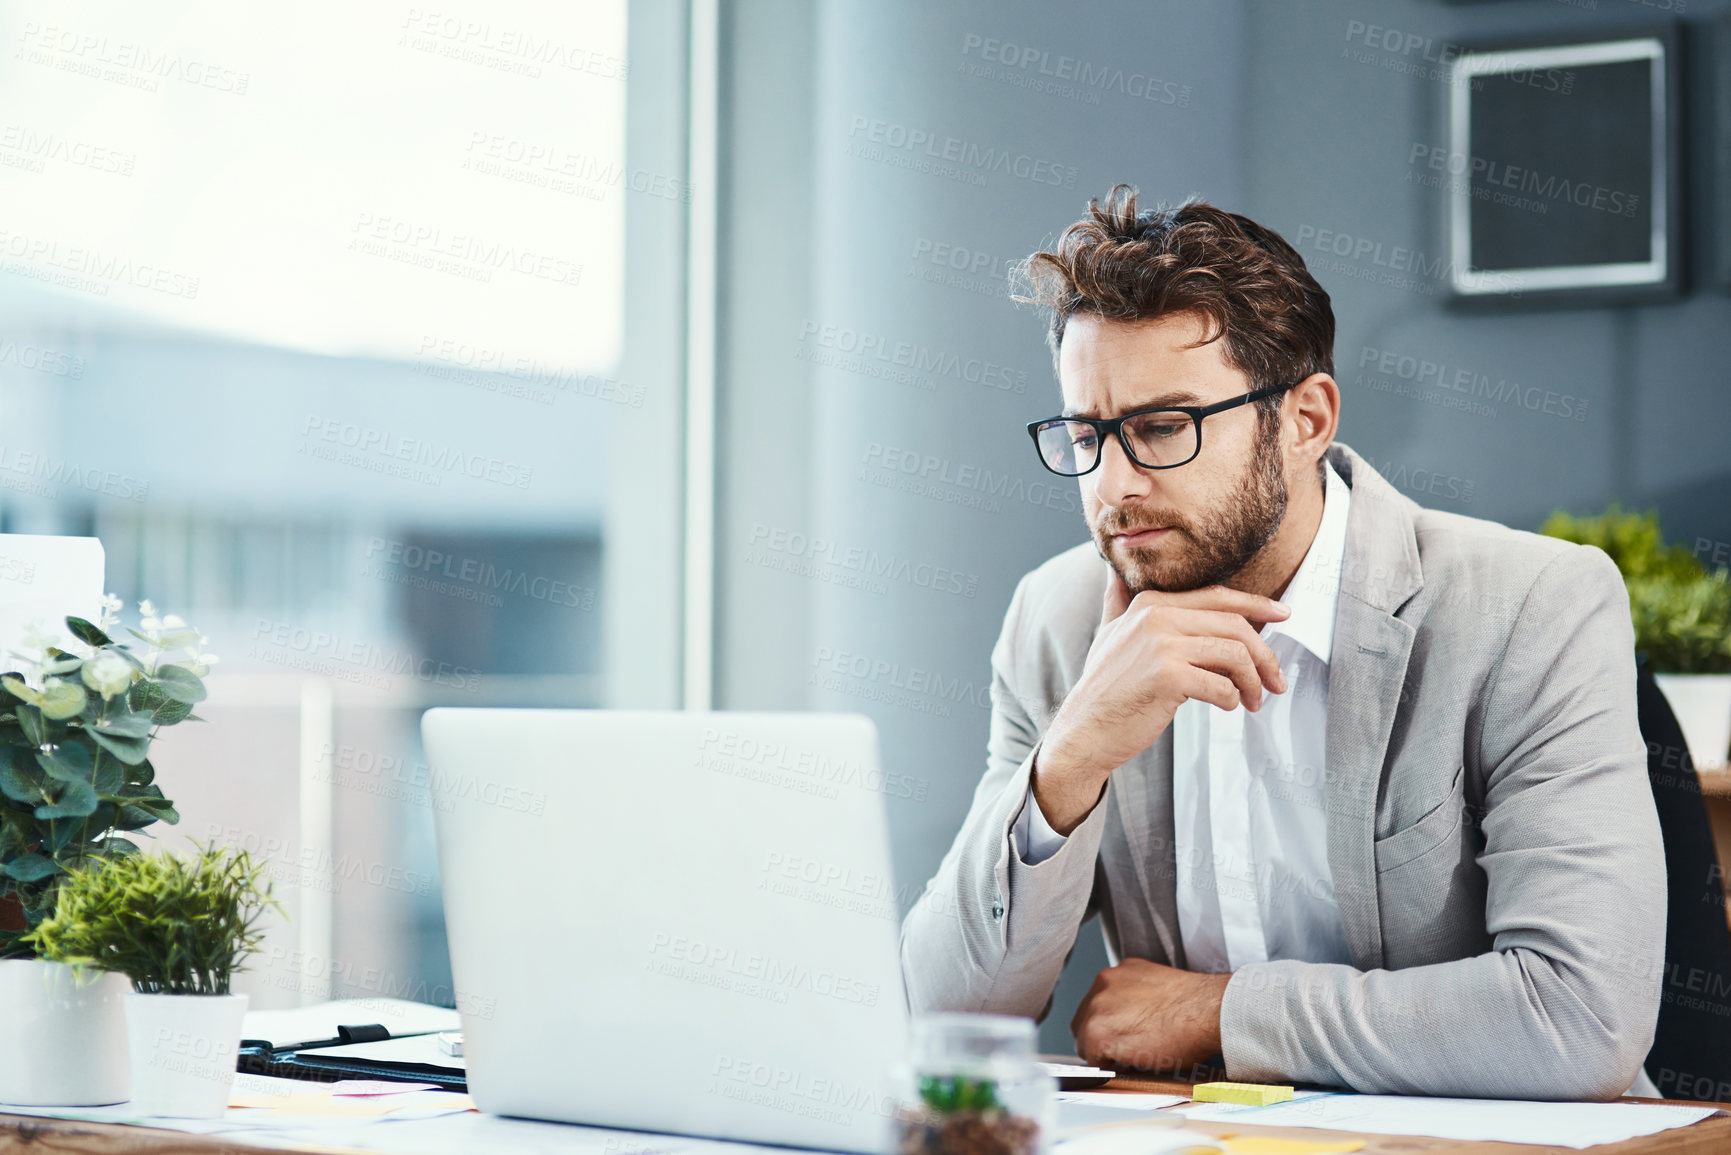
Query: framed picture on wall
1445 29 1681 304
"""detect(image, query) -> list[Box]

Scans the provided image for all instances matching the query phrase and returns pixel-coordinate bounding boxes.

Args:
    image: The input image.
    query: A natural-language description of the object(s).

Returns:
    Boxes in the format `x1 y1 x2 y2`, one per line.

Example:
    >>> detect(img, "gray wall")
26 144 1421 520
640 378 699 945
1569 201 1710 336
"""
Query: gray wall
1244 0 1731 543
713 0 1731 1054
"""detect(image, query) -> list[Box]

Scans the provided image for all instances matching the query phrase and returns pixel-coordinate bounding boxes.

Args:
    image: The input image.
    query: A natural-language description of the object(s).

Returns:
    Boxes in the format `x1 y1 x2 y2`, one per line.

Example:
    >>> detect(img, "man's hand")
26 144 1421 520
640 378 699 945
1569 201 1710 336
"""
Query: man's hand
1071 959 1230 1073
1033 565 1290 833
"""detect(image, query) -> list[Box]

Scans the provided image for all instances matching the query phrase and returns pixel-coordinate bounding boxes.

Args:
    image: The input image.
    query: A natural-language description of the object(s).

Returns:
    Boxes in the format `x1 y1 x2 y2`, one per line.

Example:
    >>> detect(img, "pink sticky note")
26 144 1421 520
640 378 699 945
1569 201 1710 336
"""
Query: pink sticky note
330 1080 441 1096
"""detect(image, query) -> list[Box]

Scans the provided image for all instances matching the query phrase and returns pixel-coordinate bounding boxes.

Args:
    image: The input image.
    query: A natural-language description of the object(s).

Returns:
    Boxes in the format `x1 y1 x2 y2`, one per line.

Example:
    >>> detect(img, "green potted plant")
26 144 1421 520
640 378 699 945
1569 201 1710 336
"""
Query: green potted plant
26 843 279 1118
0 597 211 1106
1541 505 1731 769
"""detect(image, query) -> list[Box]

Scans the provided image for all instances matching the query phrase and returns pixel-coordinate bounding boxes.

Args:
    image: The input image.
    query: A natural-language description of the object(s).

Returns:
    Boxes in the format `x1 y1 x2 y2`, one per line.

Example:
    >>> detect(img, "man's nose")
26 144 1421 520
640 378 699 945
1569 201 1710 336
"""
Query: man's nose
1092 430 1153 508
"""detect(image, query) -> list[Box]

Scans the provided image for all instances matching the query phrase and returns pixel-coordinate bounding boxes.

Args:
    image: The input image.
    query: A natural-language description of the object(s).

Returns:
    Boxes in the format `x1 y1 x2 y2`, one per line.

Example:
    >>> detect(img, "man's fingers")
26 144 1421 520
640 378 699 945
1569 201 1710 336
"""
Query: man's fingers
1158 606 1287 695
1176 644 1256 712
1100 563 1132 627
1154 583 1291 623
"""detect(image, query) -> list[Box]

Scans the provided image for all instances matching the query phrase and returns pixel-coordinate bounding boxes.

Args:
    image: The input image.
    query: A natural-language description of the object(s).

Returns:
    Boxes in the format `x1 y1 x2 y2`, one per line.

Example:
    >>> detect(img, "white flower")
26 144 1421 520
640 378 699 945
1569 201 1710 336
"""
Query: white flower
98 593 123 631
136 604 200 651
183 635 220 677
81 650 133 699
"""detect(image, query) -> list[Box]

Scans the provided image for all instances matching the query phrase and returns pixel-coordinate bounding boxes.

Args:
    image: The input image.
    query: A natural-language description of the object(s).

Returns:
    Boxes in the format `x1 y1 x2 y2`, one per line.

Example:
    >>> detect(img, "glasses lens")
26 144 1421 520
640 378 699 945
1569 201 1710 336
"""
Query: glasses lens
1122 411 1200 468
1034 420 1098 475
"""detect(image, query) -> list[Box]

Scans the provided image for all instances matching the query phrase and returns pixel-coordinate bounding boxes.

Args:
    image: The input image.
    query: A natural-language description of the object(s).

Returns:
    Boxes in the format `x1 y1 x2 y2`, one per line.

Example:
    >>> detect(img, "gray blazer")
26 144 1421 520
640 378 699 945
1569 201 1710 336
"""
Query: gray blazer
900 441 1665 1100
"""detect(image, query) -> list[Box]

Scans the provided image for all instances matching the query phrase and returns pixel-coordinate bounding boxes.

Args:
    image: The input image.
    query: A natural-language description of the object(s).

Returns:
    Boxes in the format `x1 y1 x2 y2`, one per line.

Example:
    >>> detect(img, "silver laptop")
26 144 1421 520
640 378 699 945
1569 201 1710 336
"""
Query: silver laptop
422 709 910 1152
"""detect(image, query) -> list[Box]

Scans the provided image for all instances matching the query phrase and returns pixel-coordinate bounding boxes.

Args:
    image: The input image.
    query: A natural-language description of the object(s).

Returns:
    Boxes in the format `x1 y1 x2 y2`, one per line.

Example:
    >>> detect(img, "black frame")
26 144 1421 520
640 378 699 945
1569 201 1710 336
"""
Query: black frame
1025 382 1296 477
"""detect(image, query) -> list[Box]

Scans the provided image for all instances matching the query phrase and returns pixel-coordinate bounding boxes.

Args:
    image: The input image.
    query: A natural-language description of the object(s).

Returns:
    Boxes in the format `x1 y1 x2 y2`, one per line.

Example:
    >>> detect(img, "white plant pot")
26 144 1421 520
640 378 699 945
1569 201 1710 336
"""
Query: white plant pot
1655 673 1731 773
0 959 131 1106
123 991 248 1118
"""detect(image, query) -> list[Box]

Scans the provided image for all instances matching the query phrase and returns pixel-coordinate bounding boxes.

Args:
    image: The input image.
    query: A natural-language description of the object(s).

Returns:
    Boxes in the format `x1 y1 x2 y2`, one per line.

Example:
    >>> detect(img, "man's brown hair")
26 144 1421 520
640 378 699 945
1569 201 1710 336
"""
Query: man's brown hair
1014 184 1334 425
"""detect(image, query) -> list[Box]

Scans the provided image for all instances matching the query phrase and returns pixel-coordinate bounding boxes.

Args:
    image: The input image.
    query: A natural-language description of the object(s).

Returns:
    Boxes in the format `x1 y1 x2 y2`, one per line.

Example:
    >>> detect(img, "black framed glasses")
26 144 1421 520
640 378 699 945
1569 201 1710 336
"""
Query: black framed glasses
1026 382 1296 477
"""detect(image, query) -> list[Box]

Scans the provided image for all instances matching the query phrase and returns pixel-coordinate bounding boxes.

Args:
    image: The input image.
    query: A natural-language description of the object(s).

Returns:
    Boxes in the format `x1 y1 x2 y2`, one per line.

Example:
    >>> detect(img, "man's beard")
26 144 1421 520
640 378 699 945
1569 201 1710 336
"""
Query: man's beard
1093 420 1289 594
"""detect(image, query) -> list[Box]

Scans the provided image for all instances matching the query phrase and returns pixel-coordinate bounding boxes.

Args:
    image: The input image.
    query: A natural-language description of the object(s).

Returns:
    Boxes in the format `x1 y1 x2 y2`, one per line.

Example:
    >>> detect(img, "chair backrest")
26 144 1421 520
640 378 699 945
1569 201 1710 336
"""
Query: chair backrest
1638 664 1731 1102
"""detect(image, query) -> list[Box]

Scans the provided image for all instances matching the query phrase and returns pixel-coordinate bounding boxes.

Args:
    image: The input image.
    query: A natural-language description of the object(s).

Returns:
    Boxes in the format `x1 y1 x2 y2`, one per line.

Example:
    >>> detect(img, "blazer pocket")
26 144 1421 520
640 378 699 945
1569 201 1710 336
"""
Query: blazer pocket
1374 764 1467 873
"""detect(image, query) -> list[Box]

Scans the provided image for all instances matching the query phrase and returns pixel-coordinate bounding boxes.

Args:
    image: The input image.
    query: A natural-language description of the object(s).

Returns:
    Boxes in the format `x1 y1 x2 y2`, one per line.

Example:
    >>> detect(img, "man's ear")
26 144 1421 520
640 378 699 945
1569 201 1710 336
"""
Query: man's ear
1286 373 1340 475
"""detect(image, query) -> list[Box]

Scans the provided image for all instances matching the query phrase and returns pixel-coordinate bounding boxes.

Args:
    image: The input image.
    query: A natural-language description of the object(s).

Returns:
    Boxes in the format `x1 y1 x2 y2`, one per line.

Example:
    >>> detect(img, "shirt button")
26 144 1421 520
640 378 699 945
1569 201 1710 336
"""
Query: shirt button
991 901 1004 920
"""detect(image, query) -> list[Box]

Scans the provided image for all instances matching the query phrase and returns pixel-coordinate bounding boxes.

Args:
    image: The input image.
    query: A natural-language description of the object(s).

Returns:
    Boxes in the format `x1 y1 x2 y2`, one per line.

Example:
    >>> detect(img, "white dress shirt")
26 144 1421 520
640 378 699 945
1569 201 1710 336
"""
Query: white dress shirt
1013 460 1354 974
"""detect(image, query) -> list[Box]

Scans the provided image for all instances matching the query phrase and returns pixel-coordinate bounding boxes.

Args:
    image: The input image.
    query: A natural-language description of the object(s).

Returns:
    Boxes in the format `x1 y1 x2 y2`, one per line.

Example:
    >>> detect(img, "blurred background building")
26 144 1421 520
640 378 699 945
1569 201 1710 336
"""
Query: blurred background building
1 0 1727 1050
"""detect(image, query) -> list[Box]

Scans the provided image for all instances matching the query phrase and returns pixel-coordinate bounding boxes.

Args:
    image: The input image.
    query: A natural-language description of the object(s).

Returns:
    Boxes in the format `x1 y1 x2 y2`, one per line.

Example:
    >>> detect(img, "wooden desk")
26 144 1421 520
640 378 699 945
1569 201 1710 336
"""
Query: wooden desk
2 1082 1727 1154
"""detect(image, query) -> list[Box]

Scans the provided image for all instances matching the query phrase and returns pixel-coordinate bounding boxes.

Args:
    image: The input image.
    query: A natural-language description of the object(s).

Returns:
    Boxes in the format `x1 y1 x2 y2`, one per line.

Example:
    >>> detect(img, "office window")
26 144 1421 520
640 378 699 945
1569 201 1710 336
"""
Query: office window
0 0 648 1010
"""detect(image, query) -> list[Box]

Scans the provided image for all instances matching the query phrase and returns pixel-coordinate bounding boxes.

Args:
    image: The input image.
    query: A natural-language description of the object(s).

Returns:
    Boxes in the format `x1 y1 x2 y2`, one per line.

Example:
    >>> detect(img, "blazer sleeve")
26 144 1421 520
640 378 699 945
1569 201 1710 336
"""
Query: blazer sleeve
899 570 1109 1021
1218 544 1666 1099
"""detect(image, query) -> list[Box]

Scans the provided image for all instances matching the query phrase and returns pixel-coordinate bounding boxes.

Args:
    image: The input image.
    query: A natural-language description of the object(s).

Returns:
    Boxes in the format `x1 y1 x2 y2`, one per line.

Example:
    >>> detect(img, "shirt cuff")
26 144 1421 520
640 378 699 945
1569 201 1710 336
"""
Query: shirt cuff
1012 783 1069 866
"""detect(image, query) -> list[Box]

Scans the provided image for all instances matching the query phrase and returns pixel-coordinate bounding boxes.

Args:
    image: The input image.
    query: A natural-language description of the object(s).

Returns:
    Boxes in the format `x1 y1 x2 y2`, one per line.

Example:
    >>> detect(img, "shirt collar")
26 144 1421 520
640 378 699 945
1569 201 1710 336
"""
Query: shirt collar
1260 458 1350 665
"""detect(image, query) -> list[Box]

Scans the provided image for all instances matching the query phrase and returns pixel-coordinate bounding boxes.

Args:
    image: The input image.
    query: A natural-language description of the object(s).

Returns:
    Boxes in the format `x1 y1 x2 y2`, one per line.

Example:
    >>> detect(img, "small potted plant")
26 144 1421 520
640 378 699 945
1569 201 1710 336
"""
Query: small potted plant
1541 506 1731 769
25 843 280 1118
0 598 213 1106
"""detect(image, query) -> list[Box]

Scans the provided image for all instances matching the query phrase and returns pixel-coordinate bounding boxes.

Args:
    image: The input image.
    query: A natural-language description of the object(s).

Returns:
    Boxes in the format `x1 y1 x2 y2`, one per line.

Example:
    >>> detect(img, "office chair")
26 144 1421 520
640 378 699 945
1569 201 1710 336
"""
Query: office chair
1637 662 1731 1102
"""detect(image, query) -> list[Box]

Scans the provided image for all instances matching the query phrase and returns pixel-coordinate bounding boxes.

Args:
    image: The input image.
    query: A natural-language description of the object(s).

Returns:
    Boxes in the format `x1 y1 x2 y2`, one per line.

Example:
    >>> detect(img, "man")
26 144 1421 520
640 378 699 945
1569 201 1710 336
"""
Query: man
899 186 1665 1100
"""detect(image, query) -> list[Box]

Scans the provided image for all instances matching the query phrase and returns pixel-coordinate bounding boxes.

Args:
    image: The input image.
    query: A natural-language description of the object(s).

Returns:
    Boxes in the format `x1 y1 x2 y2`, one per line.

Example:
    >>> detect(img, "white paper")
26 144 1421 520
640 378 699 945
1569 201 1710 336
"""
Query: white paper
0 1074 473 1135
1177 1092 1721 1149
1056 1093 1201 1142
0 534 104 663
302 1030 465 1073
209 1111 733 1155
1058 1092 1188 1110
241 998 460 1049
1058 1129 1226 1155
1041 1062 1117 1078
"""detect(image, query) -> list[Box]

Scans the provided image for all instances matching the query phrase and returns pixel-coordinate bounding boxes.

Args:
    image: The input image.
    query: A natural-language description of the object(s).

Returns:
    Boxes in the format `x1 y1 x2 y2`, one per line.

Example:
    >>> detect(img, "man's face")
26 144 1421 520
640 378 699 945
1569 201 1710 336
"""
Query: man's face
1057 311 1288 594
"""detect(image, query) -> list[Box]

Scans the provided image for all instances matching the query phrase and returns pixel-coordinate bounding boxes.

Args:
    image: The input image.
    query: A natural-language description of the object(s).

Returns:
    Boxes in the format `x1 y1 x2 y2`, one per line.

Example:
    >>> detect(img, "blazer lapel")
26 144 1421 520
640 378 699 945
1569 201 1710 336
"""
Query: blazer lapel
1322 443 1423 972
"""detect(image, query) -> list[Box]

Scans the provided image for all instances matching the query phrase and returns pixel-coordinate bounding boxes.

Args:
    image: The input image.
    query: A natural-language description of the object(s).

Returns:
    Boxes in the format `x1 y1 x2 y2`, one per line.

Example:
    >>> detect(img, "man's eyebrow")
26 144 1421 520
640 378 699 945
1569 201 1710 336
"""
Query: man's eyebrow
1061 390 1205 418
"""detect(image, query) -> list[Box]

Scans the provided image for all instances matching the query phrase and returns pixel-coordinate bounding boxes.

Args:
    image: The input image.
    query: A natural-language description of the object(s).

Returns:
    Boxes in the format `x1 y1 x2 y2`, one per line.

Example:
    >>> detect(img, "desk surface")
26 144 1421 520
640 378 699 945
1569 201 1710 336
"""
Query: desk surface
2 1078 1727 1154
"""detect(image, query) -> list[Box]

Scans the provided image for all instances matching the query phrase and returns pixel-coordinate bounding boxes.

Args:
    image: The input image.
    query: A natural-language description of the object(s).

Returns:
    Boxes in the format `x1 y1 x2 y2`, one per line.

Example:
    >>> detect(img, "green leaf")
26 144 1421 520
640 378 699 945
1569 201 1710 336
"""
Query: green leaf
82 801 118 834
152 665 206 705
34 779 97 820
44 820 78 851
113 784 178 829
3 853 57 881
0 752 46 804
2 677 41 707
41 657 84 677
91 711 153 739
92 752 123 794
127 759 155 788
127 679 166 715
38 681 88 721
91 836 140 857
65 617 113 648
112 804 163 831
15 704 45 748
129 793 178 819
35 741 94 783
150 699 193 727
89 729 149 766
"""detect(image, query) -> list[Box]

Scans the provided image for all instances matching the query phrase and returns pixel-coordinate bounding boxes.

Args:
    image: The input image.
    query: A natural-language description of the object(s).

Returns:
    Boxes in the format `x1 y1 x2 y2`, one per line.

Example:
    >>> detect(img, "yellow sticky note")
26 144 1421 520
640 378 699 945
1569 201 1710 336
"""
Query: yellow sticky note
1192 1081 1294 1106
1220 1139 1364 1155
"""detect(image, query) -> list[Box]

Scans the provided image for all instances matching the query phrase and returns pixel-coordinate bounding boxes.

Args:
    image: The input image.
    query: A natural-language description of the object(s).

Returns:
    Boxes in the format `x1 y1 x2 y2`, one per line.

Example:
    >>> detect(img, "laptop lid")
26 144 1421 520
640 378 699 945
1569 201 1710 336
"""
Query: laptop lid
422 708 910 1152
